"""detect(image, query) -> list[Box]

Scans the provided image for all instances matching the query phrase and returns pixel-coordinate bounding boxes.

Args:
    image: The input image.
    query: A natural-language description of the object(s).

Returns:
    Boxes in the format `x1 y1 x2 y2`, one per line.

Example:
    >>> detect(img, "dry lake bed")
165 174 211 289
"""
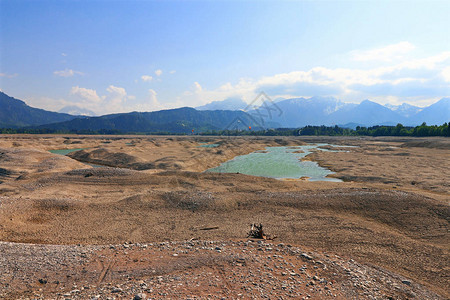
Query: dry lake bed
0 135 448 299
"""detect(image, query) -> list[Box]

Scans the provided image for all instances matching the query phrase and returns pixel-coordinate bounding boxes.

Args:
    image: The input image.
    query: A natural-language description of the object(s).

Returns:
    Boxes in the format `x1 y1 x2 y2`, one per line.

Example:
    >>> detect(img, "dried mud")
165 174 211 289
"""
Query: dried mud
0 135 448 299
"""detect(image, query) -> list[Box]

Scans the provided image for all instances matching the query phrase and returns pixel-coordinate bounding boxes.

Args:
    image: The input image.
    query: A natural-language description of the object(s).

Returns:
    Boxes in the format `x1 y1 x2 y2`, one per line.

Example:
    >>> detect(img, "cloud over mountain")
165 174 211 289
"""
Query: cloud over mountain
186 43 449 109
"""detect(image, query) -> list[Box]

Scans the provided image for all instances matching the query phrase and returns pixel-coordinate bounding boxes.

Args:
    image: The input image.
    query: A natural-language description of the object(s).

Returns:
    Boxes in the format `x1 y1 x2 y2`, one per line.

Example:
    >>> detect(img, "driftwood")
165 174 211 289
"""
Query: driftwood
247 223 276 240
198 226 219 231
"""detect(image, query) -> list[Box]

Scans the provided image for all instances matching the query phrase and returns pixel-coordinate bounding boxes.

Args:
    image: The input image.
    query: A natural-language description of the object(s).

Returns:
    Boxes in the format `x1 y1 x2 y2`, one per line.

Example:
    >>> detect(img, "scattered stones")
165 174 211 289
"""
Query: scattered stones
0 240 442 299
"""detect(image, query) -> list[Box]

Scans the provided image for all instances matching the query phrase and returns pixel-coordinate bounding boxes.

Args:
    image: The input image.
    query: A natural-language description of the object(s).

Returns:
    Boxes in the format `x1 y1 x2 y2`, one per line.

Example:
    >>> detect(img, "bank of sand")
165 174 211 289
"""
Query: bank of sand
0 135 448 298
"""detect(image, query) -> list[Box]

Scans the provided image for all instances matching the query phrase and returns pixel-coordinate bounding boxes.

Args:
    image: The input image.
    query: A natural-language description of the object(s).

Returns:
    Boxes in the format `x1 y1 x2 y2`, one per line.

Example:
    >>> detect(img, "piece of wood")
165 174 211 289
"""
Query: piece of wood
198 226 219 231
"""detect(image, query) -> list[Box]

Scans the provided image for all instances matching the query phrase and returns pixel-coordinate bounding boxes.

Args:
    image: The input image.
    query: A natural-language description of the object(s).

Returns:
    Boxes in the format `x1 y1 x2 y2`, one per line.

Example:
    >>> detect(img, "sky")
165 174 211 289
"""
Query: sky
1 0 450 115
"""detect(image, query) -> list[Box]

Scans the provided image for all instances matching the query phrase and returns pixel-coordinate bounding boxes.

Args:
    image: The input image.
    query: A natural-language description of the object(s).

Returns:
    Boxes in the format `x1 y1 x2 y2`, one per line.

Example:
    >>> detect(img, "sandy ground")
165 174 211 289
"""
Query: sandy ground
0 135 448 299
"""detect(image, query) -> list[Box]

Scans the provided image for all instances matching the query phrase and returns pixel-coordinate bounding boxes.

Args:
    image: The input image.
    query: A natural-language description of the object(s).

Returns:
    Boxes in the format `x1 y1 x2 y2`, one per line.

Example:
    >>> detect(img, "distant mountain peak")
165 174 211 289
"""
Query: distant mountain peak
385 102 422 118
360 99 378 105
196 97 247 111
59 105 97 116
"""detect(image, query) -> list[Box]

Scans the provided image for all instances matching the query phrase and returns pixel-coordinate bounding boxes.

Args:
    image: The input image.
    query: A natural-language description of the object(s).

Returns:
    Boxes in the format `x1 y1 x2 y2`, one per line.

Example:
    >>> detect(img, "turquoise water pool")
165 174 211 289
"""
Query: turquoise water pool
49 148 102 168
48 148 86 155
206 144 343 181
198 143 220 148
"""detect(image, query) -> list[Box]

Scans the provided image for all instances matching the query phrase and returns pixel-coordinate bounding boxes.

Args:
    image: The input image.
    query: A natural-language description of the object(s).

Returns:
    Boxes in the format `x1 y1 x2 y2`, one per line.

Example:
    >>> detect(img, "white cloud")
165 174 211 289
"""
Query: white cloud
68 85 137 114
442 66 450 82
148 89 162 109
106 85 127 97
169 70 176 74
141 75 153 82
194 82 202 93
155 69 163 76
105 85 135 112
128 89 184 112
71 86 103 103
54 69 84 77
25 96 72 112
351 41 415 62
178 46 450 107
61 53 67 57
0 72 18 78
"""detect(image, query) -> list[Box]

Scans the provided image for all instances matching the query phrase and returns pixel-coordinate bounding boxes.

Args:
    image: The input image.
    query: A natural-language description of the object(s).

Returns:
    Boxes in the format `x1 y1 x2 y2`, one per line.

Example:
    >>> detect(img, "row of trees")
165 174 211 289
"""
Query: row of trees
1 122 448 137
205 123 450 137
355 122 449 136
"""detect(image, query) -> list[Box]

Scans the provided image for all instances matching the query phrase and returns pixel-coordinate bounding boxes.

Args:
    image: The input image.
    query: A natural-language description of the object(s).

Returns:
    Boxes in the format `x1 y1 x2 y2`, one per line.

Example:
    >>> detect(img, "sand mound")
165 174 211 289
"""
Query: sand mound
0 167 14 183
0 147 88 180
68 148 183 170
64 167 139 177
68 148 138 166
401 140 450 149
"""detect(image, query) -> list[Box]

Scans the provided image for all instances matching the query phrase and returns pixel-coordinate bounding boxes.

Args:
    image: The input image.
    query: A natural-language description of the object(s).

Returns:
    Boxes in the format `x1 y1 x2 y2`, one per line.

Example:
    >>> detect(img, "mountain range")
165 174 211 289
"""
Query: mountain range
196 97 247 111
241 96 448 128
384 103 422 118
33 107 263 133
0 91 448 133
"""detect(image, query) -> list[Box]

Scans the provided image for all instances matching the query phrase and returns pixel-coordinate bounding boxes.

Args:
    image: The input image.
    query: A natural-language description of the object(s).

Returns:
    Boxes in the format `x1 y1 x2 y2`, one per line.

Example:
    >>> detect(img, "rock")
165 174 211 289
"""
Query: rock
301 253 313 260
401 280 411 286
134 293 146 300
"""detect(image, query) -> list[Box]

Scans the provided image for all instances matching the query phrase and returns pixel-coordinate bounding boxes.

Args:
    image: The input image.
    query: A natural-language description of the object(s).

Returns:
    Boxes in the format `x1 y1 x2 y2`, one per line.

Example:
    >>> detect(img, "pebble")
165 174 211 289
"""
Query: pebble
134 293 146 300
301 253 313 260
401 280 411 286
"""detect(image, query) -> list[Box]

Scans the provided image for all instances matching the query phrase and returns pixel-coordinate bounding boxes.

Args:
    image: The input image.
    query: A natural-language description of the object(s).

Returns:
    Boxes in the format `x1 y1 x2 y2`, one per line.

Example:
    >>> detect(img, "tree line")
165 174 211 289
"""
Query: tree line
0 122 448 137
203 122 450 137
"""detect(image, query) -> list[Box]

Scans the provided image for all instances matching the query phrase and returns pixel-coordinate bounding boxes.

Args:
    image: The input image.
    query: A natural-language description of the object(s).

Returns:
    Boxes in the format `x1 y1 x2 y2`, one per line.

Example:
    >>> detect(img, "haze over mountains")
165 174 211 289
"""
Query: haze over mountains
0 91 448 133
196 97 248 111
201 96 449 128
58 106 97 117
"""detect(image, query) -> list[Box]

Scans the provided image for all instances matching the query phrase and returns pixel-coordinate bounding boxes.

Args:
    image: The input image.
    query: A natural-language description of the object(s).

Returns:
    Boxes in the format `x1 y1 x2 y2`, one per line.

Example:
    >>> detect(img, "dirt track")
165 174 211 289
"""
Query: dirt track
0 135 448 298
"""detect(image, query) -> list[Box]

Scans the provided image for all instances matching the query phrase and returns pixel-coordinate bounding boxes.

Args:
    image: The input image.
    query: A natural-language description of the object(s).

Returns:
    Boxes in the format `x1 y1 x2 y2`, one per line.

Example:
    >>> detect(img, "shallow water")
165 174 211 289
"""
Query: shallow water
198 143 220 148
206 144 343 181
49 148 86 155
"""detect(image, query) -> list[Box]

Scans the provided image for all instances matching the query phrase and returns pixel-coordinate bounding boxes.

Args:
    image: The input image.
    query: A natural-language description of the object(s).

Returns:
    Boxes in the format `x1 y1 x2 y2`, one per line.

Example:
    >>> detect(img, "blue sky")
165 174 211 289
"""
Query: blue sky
1 0 449 115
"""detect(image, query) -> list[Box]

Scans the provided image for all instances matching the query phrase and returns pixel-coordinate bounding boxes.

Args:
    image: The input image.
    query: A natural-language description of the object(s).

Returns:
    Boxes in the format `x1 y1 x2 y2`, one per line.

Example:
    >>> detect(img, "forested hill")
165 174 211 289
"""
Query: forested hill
0 92 76 127
32 107 267 134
